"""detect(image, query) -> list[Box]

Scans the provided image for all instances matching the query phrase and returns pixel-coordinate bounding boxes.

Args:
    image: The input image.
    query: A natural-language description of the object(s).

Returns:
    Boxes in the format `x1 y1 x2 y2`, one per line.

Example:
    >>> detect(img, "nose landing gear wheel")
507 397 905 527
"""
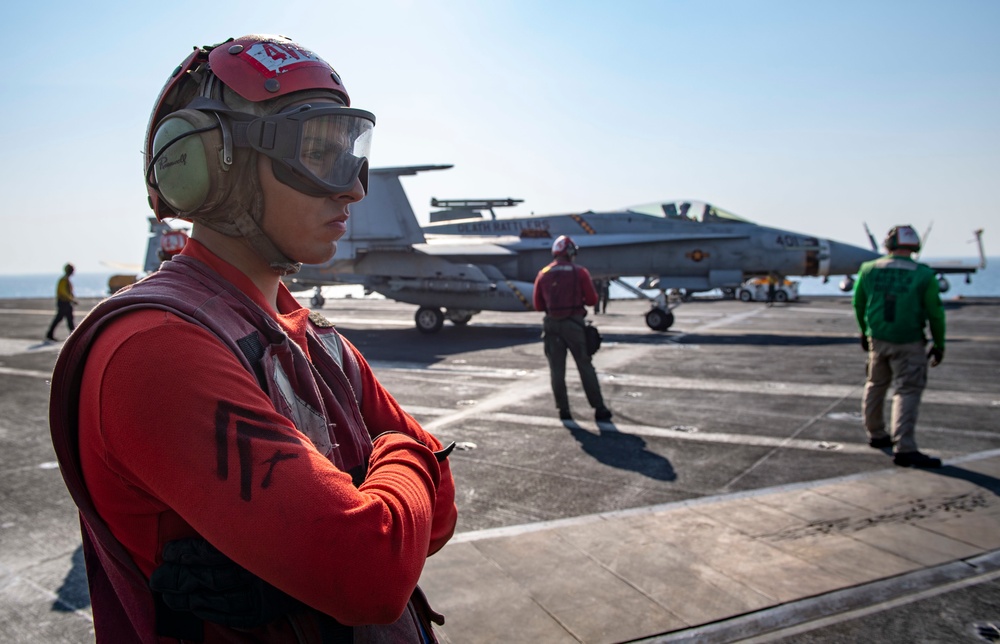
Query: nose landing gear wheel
645 307 674 331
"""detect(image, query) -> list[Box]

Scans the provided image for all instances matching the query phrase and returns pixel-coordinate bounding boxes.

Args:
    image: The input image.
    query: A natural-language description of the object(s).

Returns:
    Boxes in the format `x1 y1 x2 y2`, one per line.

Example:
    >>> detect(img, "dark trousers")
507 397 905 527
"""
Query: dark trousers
542 315 606 411
47 301 75 338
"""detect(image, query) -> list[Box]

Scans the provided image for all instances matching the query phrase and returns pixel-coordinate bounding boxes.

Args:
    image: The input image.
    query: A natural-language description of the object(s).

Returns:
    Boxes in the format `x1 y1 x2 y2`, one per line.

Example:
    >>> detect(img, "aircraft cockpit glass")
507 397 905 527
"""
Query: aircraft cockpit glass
627 201 753 224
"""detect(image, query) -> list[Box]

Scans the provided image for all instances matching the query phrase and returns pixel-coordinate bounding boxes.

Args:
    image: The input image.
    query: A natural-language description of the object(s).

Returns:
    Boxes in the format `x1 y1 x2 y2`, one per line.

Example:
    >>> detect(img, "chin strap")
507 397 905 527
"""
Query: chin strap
232 210 302 276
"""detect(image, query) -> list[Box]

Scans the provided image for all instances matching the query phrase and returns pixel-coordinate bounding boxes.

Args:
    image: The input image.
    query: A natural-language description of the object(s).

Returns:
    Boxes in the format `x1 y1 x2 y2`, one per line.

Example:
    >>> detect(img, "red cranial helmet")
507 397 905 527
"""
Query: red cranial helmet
551 235 578 258
143 35 375 274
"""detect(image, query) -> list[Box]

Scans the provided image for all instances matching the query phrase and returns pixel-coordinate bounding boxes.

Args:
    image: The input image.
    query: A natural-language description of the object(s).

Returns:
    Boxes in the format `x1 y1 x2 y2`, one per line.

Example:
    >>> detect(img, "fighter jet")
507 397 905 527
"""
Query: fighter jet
129 165 984 333
286 165 884 333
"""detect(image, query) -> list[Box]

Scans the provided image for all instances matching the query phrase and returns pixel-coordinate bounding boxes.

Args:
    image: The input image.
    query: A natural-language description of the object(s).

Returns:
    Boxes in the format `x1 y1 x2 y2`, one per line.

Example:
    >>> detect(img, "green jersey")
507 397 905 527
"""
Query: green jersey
852 254 945 348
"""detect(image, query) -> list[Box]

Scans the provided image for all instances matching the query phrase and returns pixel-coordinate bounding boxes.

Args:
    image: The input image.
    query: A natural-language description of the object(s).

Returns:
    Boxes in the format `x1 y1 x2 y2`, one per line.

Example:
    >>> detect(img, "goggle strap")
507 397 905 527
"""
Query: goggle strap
229 120 251 149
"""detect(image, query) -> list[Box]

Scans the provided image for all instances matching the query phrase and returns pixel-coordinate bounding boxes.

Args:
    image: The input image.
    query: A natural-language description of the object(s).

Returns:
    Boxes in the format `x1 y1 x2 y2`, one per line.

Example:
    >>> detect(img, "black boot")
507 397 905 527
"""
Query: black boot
893 451 942 468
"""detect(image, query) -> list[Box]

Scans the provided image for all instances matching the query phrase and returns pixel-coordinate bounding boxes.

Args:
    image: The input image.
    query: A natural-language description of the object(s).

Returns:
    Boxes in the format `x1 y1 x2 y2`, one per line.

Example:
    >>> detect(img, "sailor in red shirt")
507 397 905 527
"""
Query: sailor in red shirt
49 34 457 643
533 235 612 422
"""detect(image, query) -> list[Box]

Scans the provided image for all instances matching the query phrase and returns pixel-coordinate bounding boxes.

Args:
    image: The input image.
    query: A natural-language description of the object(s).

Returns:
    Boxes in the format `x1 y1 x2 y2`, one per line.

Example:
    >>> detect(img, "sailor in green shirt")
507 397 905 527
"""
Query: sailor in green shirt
852 226 945 468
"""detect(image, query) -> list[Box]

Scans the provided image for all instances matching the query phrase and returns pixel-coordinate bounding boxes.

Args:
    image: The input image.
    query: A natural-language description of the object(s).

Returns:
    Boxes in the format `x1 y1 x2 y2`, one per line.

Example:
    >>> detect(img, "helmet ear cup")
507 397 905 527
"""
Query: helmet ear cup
151 110 232 215
884 225 921 252
885 227 899 251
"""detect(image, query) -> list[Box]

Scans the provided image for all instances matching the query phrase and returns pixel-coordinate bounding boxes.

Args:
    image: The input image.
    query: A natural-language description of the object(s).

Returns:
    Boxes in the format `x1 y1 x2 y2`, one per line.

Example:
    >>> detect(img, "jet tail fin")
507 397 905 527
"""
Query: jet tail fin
973 228 987 269
863 223 878 253
337 165 453 260
143 217 190 273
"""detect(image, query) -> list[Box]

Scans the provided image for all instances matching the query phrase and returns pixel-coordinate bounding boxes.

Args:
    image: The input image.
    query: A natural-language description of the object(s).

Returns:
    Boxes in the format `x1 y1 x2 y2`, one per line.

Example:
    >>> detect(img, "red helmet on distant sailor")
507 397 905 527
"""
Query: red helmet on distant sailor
552 235 578 258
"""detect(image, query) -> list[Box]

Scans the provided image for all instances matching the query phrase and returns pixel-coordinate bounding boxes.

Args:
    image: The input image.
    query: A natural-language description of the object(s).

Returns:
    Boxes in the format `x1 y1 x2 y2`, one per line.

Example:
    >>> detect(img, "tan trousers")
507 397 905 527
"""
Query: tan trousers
862 339 928 454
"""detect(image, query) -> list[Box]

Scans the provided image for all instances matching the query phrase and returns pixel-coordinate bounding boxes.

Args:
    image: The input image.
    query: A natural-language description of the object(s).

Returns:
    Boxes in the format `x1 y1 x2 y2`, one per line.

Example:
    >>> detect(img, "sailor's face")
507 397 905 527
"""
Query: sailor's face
257 101 365 266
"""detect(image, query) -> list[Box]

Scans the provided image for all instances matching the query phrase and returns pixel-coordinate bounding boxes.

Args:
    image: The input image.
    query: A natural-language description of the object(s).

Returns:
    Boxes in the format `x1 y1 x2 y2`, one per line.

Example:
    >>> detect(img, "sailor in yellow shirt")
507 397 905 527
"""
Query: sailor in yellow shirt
45 263 78 342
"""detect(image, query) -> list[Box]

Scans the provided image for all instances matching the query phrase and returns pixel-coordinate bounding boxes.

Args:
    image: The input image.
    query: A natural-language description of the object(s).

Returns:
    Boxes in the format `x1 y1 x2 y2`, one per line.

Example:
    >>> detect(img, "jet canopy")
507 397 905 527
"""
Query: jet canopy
627 200 752 224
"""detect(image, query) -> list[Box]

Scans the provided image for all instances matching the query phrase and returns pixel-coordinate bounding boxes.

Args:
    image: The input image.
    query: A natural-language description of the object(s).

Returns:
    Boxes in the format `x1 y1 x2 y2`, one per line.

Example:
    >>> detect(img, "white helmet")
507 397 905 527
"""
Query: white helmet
884 225 921 252
551 235 577 258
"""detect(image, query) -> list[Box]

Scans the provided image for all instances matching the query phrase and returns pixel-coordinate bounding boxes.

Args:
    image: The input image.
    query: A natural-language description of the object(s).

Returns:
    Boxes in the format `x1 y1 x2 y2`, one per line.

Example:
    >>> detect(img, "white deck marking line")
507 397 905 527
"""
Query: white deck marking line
0 309 55 316
379 361 996 407
654 550 1000 643
722 390 857 490
422 308 768 433
466 410 877 454
0 366 51 379
447 447 1000 543
14 575 94 623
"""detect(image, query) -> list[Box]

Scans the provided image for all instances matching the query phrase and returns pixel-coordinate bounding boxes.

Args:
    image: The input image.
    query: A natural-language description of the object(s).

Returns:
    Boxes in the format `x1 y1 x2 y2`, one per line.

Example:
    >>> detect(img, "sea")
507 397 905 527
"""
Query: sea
3 257 998 301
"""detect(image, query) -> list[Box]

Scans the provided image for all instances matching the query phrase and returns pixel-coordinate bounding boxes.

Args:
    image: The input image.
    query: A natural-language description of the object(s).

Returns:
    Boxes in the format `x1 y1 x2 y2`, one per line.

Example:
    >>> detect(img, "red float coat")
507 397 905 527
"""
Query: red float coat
50 239 457 642
533 258 598 318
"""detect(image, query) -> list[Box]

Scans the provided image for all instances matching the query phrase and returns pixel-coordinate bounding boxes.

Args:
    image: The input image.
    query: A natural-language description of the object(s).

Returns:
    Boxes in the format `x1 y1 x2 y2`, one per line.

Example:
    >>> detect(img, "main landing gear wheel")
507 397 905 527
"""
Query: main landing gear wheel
415 306 444 334
645 307 674 332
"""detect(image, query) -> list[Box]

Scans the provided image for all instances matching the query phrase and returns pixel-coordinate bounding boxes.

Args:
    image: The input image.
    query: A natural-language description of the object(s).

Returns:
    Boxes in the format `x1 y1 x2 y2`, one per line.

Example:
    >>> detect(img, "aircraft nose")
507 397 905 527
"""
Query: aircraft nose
826 240 880 276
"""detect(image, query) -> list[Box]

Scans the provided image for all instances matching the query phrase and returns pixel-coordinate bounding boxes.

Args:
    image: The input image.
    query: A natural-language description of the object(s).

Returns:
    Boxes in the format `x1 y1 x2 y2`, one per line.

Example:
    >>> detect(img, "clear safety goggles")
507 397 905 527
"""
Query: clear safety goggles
243 103 375 196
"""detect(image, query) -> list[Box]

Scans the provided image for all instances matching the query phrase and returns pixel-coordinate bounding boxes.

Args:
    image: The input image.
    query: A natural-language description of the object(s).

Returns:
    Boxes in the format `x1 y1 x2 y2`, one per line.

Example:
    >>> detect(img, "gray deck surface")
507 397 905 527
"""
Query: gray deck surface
2 294 997 642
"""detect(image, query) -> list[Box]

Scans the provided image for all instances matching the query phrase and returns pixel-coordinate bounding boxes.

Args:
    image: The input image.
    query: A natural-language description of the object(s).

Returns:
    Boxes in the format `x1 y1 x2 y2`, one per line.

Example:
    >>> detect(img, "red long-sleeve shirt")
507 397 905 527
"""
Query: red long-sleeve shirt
77 241 457 628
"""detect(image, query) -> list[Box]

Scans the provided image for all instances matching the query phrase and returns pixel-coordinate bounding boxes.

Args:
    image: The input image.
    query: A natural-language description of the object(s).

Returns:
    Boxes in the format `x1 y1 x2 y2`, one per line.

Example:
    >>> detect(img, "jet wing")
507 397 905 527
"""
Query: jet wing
923 230 987 275
414 242 516 257
924 261 980 275
424 232 752 255
565 232 750 245
506 232 751 252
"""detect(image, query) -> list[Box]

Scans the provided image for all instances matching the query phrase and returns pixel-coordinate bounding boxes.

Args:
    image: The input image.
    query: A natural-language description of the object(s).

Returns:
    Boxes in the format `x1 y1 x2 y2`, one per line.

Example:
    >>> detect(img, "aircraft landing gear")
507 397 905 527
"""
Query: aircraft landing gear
609 278 679 333
445 308 477 326
415 306 445 334
310 287 326 308
645 307 674 332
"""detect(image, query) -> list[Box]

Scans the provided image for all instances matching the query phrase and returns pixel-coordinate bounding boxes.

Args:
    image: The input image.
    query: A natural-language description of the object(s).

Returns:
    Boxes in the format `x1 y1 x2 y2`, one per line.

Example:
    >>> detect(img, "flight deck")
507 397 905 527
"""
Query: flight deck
1 295 998 642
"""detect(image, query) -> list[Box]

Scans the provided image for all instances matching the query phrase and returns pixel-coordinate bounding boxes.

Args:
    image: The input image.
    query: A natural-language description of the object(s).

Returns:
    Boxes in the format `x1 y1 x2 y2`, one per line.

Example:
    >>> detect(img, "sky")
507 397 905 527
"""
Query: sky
2 0 998 274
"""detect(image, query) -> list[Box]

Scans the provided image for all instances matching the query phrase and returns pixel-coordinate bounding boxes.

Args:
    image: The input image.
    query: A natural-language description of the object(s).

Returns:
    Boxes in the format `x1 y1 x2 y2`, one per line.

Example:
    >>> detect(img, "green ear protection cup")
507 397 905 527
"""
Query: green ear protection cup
150 110 233 215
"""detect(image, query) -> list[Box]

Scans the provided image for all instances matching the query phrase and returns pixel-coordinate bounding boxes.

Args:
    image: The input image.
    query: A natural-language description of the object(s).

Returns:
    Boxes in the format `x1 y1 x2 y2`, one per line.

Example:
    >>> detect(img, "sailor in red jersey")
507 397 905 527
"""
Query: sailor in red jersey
49 34 457 643
533 235 612 423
